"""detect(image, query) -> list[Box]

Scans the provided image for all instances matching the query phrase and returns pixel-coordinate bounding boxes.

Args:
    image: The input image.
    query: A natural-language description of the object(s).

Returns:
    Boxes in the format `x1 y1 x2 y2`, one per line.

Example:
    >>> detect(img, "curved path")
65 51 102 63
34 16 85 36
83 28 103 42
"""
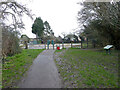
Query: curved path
18 50 61 88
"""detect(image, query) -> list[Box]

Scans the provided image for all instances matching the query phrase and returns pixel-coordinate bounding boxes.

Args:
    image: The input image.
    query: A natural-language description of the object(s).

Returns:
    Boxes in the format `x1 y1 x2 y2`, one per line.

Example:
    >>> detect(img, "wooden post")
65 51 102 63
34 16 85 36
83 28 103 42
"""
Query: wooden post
44 43 46 49
25 41 28 49
71 41 72 48
52 40 54 50
81 40 82 49
47 45 49 50
79 36 82 49
87 38 88 48
53 44 54 50
47 40 50 50
93 42 96 48
62 42 64 49
56 44 57 49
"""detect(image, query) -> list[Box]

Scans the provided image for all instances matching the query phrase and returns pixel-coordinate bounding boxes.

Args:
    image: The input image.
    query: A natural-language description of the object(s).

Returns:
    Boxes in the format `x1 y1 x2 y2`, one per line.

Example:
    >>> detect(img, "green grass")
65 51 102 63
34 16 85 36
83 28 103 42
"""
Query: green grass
2 49 44 88
55 48 119 88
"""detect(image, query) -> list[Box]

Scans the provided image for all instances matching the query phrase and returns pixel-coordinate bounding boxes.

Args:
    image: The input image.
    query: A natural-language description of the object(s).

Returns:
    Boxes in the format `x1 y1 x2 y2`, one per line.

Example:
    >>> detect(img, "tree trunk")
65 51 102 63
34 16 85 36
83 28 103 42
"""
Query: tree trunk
71 41 73 48
92 41 96 48
93 43 96 48
25 41 28 49
0 26 2 63
53 44 54 50
62 42 64 49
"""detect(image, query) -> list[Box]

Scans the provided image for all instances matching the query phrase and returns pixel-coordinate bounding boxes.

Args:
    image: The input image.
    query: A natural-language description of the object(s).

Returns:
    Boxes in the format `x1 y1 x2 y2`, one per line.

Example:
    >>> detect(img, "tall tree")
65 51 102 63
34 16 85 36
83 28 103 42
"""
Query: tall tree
43 21 54 42
78 1 120 50
32 17 44 39
44 21 54 36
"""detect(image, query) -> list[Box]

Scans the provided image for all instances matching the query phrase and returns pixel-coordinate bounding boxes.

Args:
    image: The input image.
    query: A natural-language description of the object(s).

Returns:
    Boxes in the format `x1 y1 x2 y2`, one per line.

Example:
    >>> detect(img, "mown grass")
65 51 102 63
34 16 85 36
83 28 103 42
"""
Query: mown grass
55 48 119 88
2 49 44 88
55 48 66 53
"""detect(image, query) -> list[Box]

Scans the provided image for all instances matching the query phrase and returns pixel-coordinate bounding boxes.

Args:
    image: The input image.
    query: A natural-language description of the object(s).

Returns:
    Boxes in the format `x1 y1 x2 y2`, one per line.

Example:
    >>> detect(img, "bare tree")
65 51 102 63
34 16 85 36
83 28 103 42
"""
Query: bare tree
0 0 33 30
0 0 33 57
77 1 120 50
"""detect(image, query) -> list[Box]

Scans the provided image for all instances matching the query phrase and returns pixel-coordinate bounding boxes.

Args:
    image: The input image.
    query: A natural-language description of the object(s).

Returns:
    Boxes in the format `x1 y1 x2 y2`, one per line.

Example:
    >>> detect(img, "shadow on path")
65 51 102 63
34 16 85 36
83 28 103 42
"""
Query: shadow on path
18 50 61 88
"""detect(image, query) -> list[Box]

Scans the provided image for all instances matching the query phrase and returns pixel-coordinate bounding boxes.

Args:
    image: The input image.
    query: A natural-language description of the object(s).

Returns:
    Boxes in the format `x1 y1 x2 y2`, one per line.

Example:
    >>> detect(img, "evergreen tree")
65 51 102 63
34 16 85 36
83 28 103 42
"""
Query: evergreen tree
32 17 44 38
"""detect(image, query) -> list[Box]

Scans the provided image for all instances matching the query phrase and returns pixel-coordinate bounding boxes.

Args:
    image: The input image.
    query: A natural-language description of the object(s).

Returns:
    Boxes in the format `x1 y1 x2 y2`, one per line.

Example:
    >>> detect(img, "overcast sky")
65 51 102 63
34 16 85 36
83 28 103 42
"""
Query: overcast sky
19 0 83 38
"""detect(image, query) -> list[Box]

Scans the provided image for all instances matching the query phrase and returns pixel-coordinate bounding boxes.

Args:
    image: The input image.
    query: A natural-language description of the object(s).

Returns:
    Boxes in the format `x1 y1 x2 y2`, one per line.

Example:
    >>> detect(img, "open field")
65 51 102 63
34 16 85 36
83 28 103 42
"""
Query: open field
2 49 44 88
55 48 119 88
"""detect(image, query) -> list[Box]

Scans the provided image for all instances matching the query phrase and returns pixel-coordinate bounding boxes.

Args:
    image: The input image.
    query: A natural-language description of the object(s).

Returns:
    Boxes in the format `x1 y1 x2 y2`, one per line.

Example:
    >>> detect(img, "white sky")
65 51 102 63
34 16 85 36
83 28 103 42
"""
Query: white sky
19 0 83 38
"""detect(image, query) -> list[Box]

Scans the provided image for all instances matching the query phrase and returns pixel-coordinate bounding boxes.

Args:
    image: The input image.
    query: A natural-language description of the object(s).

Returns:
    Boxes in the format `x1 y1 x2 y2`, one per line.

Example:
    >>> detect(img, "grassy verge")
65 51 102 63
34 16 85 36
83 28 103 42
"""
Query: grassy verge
55 48 66 53
55 48 119 88
2 49 44 88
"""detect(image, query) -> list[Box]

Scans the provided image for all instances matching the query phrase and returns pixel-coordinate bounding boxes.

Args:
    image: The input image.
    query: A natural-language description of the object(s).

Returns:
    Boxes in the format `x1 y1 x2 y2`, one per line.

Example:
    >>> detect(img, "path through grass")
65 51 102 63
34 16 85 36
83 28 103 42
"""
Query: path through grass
2 49 44 88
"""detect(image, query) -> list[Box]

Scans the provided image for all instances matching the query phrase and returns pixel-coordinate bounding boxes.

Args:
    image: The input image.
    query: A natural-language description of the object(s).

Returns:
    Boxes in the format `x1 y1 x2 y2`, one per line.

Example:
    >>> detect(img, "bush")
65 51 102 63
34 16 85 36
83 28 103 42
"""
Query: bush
2 27 22 57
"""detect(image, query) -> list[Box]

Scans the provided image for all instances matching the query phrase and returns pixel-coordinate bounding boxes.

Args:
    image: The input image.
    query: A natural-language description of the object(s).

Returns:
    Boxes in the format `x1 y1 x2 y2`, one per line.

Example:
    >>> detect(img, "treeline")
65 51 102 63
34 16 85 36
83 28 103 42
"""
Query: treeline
55 33 80 43
77 1 120 50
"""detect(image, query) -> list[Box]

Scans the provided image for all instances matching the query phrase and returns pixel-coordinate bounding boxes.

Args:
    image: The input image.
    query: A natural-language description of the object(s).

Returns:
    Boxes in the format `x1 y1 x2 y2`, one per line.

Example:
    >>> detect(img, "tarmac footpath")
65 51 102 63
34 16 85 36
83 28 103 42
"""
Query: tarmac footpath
18 50 61 88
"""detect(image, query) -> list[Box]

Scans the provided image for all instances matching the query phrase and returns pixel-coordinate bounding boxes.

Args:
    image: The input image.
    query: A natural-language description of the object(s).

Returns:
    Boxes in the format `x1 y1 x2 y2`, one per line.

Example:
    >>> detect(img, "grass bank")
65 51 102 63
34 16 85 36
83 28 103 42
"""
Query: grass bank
55 48 119 88
55 48 66 53
2 49 44 88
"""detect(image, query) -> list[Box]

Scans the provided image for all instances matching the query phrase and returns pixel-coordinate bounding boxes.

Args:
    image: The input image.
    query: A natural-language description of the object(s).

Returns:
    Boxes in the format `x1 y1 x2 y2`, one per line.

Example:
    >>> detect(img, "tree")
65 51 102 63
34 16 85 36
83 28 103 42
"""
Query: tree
61 32 67 42
44 21 51 35
78 1 120 50
0 0 33 57
43 21 54 41
0 0 33 30
64 34 79 43
32 17 44 39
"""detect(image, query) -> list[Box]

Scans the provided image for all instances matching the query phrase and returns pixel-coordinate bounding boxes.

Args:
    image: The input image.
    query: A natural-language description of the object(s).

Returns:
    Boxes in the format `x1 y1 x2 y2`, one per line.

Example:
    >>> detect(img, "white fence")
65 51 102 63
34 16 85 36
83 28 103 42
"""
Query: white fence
28 43 81 49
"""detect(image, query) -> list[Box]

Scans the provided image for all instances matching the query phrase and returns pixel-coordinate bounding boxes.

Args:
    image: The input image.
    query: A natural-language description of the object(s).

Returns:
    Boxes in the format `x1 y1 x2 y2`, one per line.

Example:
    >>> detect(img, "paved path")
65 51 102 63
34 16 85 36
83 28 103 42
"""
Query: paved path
18 50 61 88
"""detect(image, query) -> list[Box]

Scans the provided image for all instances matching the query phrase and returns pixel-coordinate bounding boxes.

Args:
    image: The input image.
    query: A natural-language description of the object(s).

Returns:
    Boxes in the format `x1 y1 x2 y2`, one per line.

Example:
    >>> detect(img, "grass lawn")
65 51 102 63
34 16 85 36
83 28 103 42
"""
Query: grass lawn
55 48 66 53
2 49 44 88
55 48 119 88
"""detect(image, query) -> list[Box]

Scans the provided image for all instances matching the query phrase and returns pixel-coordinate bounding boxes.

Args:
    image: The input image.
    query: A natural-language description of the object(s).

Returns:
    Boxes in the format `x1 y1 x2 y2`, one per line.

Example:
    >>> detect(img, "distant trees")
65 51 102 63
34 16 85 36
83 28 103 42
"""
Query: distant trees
64 34 79 43
77 1 120 50
56 33 79 43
